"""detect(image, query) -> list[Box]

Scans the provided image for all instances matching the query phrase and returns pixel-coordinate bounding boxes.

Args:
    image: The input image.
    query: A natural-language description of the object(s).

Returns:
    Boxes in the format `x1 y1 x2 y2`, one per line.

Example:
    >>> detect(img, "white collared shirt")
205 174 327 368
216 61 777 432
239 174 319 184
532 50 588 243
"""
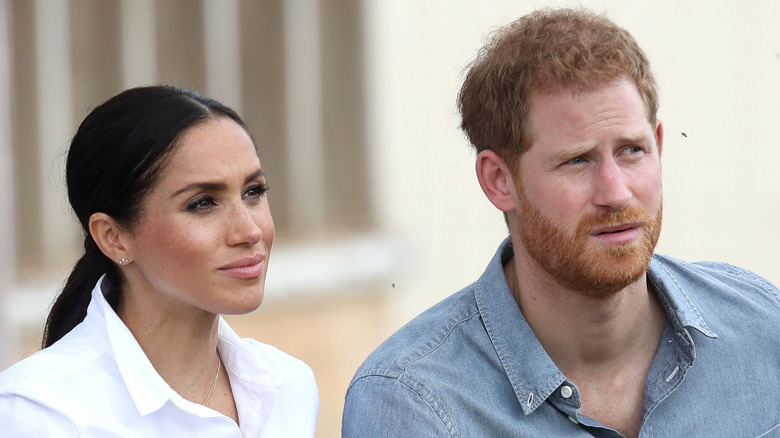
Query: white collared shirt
0 277 319 437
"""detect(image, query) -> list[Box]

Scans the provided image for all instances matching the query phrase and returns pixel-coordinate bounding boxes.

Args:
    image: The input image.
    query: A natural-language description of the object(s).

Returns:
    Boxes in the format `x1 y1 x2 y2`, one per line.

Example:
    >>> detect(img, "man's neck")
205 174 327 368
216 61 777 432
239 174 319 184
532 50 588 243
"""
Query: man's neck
505 254 665 369
505 253 667 437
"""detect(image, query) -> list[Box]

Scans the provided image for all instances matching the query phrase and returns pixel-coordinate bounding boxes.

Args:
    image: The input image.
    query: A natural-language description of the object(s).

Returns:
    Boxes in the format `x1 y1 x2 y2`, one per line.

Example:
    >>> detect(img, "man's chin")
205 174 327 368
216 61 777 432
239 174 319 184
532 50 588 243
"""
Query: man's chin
554 247 653 298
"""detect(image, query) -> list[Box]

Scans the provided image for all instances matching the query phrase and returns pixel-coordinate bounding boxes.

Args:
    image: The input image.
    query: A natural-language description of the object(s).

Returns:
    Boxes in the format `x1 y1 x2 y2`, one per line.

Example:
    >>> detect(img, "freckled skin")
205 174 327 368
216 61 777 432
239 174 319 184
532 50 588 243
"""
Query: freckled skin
120 118 274 318
512 78 663 296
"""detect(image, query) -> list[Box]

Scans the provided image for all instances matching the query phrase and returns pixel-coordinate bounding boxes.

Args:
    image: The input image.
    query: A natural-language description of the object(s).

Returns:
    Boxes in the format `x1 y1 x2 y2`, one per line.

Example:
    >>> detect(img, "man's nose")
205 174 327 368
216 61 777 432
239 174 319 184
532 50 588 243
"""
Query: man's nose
591 158 631 210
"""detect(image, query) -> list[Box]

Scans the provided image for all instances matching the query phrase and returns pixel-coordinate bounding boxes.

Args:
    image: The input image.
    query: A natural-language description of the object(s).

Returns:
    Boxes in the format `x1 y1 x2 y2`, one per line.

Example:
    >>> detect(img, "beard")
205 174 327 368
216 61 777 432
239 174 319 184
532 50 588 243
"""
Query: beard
516 185 662 299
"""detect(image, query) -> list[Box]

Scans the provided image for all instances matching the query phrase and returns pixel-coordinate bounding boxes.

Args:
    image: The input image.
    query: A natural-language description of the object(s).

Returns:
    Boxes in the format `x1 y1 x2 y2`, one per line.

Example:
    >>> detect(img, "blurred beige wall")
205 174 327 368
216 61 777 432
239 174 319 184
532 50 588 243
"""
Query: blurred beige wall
364 0 780 327
2 1 779 437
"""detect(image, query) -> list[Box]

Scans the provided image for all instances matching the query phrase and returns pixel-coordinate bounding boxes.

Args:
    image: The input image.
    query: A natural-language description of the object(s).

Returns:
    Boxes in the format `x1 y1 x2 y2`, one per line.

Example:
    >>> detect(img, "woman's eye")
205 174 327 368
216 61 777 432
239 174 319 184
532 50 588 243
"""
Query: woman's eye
243 184 269 201
185 197 217 212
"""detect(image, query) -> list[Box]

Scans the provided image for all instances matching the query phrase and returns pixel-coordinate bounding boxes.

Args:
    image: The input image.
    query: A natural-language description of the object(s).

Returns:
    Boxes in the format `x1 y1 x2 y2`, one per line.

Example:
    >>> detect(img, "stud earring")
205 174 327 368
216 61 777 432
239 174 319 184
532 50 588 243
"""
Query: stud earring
118 257 130 265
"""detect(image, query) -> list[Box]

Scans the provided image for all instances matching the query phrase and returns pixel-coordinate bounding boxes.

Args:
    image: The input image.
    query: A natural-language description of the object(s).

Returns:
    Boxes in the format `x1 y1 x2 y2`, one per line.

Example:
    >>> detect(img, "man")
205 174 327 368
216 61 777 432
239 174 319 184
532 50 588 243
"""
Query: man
343 8 780 438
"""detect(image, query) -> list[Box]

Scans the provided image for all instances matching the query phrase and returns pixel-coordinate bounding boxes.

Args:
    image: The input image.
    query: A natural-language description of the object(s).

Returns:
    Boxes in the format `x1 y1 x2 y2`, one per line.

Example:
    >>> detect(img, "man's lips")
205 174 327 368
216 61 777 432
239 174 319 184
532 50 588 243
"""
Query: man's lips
219 254 265 279
590 222 642 244
592 222 641 235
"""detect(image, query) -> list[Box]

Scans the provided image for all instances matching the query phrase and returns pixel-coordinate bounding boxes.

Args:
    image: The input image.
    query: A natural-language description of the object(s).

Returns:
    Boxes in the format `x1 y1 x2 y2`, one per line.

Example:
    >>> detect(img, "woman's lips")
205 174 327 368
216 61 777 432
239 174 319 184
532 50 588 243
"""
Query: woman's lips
219 254 265 279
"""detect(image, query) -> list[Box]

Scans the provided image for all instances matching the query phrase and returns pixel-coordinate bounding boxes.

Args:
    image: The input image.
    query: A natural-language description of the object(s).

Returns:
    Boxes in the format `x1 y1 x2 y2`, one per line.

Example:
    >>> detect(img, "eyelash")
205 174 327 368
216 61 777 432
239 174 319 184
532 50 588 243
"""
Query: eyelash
243 183 269 200
624 146 642 154
184 183 269 213
185 196 217 212
564 146 644 166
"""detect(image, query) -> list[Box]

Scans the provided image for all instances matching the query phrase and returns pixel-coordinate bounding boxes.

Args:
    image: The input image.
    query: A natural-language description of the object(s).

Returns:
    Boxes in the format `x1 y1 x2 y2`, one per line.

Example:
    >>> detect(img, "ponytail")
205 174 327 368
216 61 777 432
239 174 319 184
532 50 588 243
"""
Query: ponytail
42 237 119 348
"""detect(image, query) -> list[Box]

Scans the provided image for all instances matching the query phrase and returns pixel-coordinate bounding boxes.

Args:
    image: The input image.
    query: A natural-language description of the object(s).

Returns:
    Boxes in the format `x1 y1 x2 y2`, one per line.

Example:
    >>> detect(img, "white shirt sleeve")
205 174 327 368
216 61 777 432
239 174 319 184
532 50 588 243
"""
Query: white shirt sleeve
0 392 82 437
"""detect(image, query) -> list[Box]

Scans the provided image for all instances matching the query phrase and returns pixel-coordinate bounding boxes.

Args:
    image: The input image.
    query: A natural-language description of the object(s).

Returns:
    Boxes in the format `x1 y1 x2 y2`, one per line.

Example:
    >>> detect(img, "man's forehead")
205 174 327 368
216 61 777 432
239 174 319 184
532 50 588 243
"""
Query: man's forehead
525 80 654 130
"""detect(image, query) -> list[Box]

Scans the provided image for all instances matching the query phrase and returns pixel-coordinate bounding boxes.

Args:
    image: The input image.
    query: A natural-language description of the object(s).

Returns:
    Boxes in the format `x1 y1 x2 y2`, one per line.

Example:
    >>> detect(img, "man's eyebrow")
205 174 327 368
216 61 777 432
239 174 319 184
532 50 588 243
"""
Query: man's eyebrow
552 134 652 162
552 143 595 162
617 133 652 145
170 169 265 198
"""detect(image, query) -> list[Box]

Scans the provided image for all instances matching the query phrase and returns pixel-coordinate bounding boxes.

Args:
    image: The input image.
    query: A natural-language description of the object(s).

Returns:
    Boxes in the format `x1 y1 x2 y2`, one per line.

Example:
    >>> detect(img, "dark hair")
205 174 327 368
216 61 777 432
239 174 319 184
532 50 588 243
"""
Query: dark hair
43 85 248 348
457 8 658 171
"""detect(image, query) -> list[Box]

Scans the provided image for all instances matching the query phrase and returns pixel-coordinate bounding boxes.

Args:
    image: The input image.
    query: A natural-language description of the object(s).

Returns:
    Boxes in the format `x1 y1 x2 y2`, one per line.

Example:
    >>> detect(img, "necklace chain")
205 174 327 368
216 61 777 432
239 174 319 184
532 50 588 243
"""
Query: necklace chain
203 355 221 406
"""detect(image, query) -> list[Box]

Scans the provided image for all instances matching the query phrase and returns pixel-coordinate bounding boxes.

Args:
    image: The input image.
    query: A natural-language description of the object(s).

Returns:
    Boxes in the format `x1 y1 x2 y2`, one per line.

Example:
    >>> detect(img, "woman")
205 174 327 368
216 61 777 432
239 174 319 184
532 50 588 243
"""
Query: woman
0 85 319 436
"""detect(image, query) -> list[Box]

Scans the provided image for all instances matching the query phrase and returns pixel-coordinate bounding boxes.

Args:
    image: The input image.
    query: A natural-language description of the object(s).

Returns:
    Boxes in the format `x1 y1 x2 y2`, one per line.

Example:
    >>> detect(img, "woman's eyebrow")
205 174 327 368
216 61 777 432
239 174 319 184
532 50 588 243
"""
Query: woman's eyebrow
170 169 265 199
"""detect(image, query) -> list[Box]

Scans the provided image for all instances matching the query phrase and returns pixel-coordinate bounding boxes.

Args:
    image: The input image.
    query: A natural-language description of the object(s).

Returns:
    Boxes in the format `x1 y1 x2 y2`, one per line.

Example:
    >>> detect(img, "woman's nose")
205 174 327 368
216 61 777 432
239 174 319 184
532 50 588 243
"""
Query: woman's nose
226 204 263 246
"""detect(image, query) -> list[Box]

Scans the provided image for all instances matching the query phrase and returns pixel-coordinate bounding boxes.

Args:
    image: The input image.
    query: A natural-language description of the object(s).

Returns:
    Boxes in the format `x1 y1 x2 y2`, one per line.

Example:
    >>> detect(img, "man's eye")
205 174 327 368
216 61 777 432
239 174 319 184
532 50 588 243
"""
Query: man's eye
567 156 585 165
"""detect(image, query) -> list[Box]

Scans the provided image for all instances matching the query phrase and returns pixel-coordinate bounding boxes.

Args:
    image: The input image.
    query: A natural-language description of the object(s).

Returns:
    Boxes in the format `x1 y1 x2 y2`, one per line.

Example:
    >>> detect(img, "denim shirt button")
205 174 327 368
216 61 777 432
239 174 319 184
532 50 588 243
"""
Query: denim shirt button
568 416 579 424
561 385 573 399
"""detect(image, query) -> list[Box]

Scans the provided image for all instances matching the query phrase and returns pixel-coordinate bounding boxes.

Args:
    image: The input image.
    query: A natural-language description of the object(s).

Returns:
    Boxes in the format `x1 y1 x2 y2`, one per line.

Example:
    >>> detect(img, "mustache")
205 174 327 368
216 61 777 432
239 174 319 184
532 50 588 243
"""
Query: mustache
576 206 652 236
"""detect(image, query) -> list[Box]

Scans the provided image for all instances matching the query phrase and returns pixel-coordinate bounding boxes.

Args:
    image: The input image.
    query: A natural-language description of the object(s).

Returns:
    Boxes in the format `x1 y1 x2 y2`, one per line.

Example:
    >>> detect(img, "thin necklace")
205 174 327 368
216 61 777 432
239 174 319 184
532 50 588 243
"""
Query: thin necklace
203 356 221 407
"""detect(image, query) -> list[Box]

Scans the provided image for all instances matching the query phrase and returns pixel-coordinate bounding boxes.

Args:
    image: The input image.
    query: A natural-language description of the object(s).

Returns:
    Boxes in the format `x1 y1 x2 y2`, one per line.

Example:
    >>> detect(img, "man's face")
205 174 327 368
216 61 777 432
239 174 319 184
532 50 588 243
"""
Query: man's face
512 78 663 297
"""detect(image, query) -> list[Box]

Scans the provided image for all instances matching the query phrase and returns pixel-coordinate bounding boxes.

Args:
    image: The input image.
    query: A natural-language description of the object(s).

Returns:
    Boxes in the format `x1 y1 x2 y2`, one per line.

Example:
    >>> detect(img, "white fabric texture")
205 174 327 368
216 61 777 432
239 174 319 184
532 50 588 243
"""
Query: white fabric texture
0 277 319 437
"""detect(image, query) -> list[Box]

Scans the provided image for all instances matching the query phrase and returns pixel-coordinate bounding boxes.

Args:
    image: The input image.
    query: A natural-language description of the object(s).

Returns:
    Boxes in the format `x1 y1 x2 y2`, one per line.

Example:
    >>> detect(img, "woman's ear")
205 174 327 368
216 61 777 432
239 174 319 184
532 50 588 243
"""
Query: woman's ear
475 150 518 212
88 213 131 265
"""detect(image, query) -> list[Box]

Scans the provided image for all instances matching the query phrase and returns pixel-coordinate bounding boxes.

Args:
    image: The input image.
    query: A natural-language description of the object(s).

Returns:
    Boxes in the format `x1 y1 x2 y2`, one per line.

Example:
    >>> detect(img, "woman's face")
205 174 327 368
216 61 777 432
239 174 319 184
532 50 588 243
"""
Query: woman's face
122 117 274 316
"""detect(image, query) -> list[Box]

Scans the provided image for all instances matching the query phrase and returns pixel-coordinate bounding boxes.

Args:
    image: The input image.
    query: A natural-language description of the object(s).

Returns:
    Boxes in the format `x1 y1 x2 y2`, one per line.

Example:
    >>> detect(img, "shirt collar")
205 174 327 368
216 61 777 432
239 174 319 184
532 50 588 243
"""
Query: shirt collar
474 238 718 416
474 237 567 415
89 276 284 422
216 320 283 389
647 255 718 339
215 317 283 433
89 277 176 416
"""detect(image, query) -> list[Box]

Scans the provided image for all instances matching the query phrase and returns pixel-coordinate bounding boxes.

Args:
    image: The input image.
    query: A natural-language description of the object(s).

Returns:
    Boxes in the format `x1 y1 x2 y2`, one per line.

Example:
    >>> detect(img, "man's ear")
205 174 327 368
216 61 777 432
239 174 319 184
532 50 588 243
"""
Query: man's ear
88 212 131 265
476 150 518 212
655 118 664 157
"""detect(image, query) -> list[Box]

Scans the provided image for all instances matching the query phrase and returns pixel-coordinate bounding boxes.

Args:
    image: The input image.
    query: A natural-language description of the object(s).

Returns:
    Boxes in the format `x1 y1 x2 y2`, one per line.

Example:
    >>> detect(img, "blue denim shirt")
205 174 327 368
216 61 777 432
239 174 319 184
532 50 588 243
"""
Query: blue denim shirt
343 238 780 437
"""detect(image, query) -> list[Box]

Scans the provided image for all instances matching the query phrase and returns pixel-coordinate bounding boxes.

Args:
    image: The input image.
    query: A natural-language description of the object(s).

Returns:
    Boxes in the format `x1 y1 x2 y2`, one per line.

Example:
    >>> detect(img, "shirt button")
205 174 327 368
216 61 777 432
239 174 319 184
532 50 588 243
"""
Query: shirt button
560 385 573 399
569 416 579 424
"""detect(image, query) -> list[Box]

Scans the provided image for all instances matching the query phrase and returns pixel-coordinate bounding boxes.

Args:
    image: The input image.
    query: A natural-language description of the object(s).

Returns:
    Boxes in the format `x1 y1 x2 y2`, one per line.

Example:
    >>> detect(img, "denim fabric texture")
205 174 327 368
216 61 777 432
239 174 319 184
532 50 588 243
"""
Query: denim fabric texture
343 237 780 437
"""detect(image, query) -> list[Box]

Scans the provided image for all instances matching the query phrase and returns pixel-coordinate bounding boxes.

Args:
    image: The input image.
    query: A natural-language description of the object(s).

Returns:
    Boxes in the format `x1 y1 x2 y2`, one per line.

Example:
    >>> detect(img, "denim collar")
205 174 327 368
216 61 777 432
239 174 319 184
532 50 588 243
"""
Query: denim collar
647 255 718 339
474 237 716 415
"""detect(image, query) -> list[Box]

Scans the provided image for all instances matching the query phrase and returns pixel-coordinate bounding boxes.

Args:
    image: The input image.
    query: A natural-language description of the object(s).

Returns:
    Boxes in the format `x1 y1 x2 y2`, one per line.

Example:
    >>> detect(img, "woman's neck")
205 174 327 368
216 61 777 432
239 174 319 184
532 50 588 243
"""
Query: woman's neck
117 285 221 405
